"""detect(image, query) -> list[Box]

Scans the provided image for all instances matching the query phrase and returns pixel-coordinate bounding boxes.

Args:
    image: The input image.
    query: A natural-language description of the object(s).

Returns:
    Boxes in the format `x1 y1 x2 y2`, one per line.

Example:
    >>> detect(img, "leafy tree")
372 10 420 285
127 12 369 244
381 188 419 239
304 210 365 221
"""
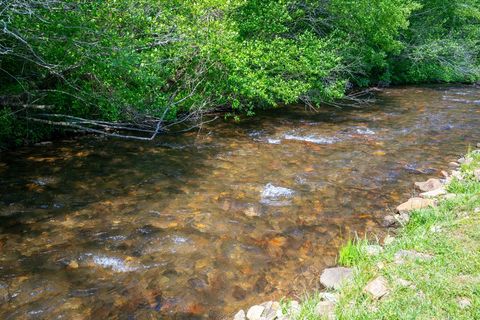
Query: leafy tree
0 0 478 147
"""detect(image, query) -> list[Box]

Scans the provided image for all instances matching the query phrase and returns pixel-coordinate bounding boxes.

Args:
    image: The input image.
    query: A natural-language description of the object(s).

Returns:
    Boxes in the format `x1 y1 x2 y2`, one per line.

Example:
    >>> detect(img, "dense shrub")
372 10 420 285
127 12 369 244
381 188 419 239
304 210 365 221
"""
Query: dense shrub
0 0 479 147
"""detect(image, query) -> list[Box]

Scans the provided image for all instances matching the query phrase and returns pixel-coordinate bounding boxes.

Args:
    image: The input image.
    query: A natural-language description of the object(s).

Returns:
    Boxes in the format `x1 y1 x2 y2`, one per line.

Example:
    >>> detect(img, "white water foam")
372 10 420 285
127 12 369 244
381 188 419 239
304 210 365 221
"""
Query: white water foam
283 134 340 144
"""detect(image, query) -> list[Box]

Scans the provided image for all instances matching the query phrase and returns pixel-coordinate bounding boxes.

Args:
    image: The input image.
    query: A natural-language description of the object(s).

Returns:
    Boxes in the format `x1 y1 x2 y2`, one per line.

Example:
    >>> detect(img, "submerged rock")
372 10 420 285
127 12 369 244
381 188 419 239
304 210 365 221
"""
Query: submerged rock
67 260 79 269
382 215 397 227
364 276 390 299
260 183 295 206
88 254 139 272
320 267 353 290
244 206 261 217
449 162 460 168
396 197 435 213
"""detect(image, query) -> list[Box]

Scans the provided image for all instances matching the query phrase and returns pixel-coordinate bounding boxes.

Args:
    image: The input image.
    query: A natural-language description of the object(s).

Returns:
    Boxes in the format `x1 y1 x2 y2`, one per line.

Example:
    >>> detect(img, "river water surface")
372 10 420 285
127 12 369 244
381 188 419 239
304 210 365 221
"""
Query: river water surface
0 86 479 319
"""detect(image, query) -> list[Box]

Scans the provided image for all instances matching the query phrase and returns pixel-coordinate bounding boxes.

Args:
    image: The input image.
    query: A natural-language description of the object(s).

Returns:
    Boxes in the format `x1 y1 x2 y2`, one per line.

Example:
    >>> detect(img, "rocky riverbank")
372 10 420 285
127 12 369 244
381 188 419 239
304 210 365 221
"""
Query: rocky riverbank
233 145 480 320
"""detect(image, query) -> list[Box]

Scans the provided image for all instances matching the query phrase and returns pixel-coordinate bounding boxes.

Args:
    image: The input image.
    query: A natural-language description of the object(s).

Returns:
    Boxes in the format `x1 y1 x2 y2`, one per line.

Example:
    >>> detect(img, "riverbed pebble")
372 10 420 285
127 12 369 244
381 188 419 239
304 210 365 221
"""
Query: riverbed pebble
244 206 261 217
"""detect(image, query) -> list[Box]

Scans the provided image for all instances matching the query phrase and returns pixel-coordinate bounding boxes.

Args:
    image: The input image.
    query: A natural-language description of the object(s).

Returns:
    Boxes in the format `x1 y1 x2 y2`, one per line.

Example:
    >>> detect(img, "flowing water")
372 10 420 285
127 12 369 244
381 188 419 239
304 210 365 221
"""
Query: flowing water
0 86 479 319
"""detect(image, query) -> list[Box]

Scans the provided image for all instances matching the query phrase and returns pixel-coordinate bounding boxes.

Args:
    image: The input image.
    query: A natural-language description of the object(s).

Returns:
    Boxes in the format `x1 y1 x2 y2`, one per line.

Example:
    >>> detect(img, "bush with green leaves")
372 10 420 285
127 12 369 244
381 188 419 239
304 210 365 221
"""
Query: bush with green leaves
0 0 479 147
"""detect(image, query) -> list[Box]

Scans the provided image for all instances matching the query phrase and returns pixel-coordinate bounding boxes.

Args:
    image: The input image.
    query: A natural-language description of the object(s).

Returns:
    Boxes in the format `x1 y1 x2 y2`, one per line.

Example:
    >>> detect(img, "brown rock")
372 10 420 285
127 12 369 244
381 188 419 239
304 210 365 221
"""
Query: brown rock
382 215 397 227
364 276 390 299
396 197 435 213
414 179 443 192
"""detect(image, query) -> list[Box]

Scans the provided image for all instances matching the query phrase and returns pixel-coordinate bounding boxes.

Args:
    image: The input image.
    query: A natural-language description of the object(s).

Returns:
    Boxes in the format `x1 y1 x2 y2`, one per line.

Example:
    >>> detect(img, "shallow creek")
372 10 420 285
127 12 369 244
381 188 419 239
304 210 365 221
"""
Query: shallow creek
0 86 479 319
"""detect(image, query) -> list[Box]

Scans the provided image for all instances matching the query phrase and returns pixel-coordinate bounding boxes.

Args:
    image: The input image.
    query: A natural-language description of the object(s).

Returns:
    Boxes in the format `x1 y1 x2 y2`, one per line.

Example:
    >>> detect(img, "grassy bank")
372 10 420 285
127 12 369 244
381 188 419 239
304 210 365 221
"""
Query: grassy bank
297 150 480 319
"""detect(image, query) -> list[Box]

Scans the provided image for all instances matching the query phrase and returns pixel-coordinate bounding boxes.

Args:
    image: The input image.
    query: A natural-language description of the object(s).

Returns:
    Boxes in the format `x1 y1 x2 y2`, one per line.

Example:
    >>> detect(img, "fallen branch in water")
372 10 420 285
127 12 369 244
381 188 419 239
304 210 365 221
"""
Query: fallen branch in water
23 112 219 141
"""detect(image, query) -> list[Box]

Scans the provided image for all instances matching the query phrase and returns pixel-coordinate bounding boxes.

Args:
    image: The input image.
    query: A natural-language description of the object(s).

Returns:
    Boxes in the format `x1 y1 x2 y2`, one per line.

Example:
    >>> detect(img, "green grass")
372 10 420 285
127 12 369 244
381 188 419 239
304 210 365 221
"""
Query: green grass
338 237 369 267
295 150 480 319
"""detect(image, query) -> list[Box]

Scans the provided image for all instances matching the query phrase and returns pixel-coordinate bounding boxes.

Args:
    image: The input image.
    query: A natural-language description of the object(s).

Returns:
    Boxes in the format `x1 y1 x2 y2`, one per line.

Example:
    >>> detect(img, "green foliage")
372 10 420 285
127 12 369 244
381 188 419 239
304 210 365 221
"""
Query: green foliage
392 0 480 83
0 0 479 146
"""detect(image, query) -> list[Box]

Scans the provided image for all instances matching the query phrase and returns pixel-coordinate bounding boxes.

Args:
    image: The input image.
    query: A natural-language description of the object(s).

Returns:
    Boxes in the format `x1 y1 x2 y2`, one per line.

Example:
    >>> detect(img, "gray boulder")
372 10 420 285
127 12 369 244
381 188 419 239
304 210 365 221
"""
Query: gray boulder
414 179 443 192
320 267 353 290
364 276 390 299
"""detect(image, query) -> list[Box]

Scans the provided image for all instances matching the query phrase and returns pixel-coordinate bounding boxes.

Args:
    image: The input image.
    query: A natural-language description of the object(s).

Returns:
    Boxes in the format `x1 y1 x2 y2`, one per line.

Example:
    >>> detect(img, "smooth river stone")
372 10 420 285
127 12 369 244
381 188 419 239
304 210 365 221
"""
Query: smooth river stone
320 267 353 290
420 188 447 198
246 305 265 320
396 197 435 213
414 178 443 192
364 276 390 299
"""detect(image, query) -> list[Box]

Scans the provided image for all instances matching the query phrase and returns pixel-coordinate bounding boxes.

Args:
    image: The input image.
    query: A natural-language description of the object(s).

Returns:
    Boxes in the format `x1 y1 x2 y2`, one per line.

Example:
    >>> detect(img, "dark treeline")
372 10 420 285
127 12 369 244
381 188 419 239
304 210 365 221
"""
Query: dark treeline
0 0 479 147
